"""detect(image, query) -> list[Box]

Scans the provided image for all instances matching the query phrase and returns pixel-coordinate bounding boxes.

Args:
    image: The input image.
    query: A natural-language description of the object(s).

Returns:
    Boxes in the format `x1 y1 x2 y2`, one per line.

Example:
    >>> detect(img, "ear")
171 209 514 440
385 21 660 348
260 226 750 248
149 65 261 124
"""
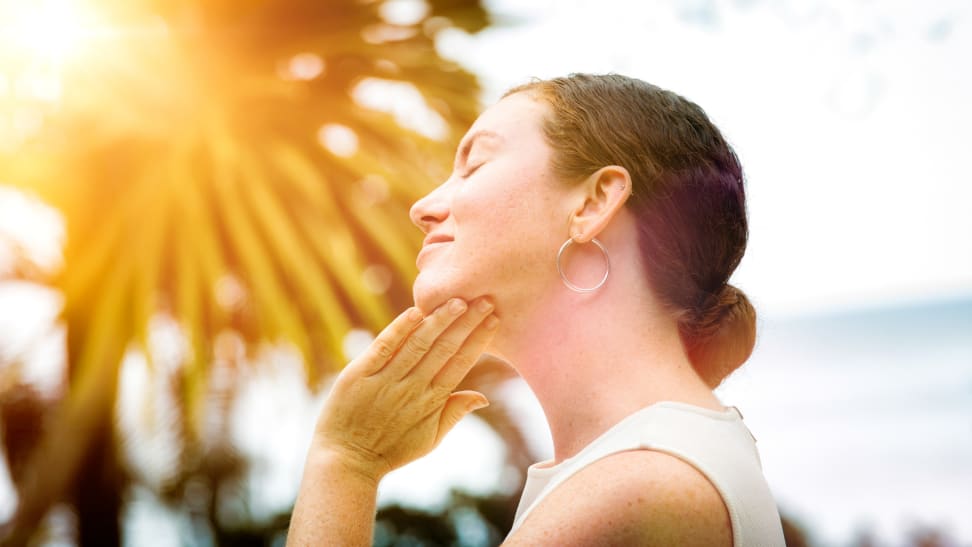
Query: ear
567 166 632 242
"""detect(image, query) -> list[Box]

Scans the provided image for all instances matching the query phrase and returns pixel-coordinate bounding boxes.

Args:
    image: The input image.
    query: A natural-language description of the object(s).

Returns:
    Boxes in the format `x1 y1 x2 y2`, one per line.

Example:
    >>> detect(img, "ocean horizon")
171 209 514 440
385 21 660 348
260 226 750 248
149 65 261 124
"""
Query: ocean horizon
715 294 972 546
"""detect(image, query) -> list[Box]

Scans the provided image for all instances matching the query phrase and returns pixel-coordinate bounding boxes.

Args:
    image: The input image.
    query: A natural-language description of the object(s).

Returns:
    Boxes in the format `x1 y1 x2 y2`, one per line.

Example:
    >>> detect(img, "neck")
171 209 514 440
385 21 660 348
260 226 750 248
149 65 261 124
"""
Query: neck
496 256 722 463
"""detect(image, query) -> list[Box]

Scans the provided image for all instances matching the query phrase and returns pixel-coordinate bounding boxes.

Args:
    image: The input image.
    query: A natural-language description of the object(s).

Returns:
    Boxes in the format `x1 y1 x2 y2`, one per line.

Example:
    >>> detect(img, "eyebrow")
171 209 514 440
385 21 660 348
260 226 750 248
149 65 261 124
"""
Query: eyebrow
455 129 503 170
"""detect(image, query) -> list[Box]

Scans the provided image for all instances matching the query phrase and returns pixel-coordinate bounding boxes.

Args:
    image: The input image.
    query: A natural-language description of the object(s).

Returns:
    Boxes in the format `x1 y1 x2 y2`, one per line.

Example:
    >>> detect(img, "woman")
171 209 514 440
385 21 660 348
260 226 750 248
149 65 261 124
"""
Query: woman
288 73 785 546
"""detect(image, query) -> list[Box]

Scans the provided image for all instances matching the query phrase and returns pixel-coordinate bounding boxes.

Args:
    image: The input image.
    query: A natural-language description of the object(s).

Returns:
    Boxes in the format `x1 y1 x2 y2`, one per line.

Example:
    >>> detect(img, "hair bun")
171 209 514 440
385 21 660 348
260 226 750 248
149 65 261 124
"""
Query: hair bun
681 284 756 388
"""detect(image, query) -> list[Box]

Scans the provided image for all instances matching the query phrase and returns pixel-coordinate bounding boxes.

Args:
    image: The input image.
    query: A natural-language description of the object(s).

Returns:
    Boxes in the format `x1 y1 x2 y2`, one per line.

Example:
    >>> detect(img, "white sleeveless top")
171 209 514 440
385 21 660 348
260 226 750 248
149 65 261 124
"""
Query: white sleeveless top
509 401 785 546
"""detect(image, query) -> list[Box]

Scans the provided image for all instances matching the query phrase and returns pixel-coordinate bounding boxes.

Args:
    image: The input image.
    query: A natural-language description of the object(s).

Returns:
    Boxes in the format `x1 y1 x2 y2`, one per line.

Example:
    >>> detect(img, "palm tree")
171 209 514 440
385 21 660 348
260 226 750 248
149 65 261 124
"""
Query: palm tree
0 0 502 543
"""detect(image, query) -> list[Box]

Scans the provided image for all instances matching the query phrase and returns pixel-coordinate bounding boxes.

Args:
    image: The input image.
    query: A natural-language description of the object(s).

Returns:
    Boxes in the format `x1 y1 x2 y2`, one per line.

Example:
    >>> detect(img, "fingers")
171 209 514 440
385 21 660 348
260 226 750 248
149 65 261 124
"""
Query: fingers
429 313 499 390
354 306 424 376
380 298 470 379
408 297 495 383
358 296 499 387
433 391 489 448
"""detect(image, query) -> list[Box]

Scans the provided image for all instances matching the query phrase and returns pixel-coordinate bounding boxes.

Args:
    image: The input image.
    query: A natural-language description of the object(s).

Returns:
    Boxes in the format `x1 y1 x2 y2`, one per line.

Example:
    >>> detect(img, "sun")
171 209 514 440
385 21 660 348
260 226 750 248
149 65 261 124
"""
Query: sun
0 0 109 146
0 0 103 69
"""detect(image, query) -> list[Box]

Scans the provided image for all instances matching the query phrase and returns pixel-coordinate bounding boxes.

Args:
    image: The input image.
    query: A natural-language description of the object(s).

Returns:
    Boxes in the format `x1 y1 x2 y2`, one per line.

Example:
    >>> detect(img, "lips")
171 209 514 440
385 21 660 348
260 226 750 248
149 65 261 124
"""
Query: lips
417 234 453 267
423 234 454 246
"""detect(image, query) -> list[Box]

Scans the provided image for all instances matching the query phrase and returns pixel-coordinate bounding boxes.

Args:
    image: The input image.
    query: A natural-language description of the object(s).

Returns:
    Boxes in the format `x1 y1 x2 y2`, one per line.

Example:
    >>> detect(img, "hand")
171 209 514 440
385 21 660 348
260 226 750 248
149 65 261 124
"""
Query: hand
312 297 499 483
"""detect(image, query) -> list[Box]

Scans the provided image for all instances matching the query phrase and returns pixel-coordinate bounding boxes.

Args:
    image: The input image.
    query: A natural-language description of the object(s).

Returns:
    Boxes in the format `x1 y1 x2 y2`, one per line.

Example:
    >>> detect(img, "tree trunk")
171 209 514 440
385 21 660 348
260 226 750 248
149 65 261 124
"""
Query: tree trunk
75 422 123 547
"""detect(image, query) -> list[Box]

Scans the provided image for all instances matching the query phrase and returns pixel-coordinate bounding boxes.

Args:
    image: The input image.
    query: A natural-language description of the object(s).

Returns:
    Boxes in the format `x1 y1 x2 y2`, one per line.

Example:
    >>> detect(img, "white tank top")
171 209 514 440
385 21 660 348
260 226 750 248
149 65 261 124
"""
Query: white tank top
509 401 785 546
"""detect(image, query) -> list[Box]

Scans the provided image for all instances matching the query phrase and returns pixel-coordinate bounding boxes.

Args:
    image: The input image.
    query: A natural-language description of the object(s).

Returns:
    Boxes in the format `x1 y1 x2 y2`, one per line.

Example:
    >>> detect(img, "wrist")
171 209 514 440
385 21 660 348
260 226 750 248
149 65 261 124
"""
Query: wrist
307 443 389 488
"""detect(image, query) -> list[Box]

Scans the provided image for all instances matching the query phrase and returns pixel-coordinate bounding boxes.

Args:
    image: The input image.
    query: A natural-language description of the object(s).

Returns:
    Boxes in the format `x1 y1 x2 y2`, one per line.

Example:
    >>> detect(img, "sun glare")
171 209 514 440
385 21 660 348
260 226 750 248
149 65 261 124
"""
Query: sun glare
0 0 106 147
0 0 103 66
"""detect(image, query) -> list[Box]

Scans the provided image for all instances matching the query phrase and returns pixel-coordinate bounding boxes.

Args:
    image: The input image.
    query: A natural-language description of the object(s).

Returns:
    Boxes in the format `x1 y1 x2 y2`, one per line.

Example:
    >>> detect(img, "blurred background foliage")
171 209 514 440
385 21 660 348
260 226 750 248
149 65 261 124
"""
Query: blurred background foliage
0 0 533 544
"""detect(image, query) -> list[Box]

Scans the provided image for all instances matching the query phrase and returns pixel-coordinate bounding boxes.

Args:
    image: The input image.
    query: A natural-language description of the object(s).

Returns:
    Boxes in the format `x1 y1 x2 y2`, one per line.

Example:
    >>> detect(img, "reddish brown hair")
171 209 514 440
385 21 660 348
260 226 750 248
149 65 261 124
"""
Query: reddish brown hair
506 73 755 387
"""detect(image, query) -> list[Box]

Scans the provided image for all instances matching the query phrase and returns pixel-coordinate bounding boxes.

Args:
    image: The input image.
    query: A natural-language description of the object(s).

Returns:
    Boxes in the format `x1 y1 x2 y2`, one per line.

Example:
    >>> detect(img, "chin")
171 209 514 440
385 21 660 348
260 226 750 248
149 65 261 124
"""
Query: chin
411 271 456 314
412 267 493 316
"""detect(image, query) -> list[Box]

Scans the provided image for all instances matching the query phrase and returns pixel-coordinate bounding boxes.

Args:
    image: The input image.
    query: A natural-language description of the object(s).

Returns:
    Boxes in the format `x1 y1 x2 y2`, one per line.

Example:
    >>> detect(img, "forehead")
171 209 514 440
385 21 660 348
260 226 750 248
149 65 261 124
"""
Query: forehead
462 92 549 147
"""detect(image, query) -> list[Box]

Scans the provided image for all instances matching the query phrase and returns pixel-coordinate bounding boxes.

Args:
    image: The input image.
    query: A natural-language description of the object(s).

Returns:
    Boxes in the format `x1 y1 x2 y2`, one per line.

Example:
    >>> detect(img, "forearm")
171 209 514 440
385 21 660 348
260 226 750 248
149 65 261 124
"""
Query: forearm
287 449 381 546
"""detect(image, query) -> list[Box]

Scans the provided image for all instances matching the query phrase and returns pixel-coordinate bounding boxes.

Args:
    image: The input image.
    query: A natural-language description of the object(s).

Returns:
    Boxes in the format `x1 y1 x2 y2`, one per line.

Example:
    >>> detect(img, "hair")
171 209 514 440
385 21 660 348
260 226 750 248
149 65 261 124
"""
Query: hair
505 73 756 388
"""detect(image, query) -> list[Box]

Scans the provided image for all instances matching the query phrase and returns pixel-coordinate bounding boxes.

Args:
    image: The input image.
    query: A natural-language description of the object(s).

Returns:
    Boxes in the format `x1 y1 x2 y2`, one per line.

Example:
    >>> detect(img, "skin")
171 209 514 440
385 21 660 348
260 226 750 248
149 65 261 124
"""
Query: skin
288 93 732 545
409 93 566 319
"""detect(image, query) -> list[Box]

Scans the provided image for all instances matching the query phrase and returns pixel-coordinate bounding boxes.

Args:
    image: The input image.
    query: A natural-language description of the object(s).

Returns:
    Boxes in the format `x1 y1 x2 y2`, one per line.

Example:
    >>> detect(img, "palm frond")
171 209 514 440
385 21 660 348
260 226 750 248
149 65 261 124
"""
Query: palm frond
3 0 491 539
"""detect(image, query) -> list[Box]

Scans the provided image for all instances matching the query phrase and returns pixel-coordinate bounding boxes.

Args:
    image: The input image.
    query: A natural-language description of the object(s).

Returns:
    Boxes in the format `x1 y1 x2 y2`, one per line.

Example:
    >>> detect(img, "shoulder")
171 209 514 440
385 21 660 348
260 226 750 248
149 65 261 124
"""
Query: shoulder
504 449 732 547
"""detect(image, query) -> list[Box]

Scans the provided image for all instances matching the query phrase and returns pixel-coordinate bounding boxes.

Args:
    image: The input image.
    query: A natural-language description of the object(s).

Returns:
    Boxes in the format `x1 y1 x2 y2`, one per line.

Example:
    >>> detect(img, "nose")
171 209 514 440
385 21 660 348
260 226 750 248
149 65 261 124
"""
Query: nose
409 182 450 234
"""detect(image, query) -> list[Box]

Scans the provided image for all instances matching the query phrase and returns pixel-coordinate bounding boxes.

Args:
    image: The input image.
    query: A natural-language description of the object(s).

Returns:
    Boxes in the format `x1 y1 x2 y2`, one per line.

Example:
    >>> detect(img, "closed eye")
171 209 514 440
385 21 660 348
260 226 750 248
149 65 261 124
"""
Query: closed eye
461 162 484 178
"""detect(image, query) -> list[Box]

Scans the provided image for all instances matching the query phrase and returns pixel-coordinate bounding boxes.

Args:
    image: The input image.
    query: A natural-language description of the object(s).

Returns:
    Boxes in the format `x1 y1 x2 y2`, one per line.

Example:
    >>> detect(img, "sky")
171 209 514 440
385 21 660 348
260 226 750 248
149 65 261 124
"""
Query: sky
431 0 972 318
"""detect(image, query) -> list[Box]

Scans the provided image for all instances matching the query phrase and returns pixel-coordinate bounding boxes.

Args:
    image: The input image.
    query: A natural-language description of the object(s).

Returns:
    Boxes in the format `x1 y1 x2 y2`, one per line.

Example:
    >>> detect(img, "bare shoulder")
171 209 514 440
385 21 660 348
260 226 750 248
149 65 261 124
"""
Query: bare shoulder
504 450 732 547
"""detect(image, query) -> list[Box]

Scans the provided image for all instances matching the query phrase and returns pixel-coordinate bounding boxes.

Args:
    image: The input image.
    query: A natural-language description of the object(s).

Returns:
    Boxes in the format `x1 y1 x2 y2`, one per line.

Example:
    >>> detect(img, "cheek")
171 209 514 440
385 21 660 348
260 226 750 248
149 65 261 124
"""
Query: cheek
452 192 522 261
454 167 554 233
455 184 560 278
414 165 565 308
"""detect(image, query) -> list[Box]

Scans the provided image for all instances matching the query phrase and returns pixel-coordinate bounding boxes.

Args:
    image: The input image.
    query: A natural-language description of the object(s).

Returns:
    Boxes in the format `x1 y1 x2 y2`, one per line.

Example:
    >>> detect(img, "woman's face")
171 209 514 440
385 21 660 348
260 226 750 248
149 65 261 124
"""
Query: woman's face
410 92 570 316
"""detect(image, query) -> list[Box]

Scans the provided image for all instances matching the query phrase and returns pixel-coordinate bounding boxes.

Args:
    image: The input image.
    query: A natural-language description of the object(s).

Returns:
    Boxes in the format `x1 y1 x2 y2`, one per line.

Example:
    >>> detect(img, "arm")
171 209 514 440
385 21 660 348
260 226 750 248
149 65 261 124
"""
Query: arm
287 298 498 546
504 450 732 547
287 449 382 546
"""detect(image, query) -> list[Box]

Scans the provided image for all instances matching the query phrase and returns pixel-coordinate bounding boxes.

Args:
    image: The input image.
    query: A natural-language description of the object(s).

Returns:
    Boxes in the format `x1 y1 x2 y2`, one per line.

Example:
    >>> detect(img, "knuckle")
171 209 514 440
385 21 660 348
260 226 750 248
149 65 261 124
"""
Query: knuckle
427 377 453 397
372 339 395 361
404 335 431 356
433 337 461 358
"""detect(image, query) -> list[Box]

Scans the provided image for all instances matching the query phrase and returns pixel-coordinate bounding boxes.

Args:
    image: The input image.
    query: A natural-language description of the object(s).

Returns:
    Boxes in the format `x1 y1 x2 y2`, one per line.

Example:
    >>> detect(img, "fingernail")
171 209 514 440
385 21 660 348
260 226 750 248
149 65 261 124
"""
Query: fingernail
449 298 466 314
484 315 499 330
408 307 423 322
477 298 493 313
469 399 490 412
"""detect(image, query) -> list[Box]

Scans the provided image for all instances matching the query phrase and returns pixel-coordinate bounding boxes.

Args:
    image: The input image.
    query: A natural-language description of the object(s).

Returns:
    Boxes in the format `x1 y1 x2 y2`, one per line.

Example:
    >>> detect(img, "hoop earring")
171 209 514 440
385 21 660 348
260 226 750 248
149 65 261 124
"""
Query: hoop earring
556 238 610 293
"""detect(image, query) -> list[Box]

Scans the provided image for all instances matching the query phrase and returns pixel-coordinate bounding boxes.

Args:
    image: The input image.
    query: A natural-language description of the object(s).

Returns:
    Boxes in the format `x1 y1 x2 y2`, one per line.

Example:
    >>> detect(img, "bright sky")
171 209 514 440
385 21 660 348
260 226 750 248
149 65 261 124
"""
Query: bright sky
435 0 972 317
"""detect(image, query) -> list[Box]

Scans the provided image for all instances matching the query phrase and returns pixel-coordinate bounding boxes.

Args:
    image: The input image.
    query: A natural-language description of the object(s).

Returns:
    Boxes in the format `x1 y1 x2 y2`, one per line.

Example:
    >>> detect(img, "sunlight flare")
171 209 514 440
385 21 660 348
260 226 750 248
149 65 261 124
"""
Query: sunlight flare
0 0 103 68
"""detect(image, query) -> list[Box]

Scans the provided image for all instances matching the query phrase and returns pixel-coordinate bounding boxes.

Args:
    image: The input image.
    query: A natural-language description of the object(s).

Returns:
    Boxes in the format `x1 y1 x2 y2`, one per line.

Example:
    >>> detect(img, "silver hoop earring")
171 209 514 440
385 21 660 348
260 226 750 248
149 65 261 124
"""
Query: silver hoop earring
556 238 610 293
